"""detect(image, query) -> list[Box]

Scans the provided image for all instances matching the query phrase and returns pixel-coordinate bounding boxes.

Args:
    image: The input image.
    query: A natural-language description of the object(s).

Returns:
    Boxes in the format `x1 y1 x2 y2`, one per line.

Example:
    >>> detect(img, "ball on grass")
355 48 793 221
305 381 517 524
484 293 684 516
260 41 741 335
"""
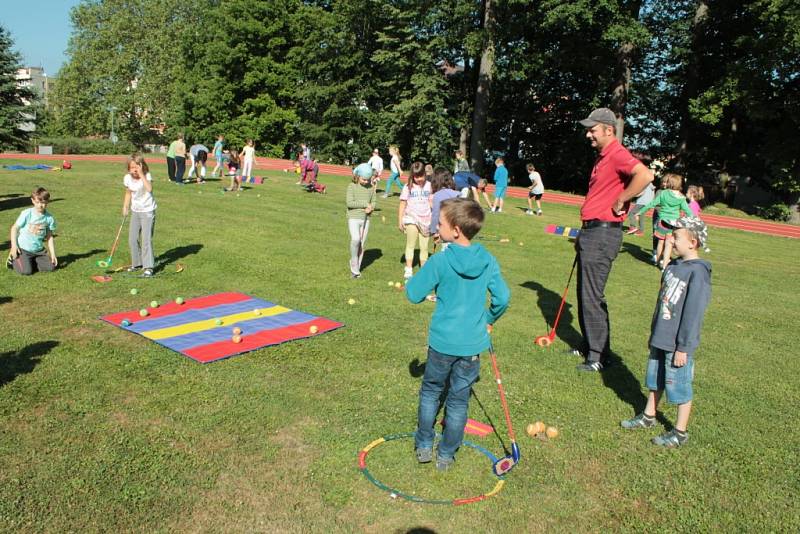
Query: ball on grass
139 309 149 317
526 421 545 437
545 426 559 439
388 281 394 287
150 300 159 308
347 298 356 305
232 327 242 335
130 288 139 295
175 297 184 305
232 335 242 343
394 282 402 289
309 325 319 334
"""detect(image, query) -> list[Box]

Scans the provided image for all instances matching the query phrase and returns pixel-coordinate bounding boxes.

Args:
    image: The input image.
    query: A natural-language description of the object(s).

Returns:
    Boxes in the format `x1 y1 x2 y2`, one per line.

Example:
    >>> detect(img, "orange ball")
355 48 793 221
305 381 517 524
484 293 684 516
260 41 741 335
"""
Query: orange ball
232 335 242 344
545 426 559 439
232 327 242 335
526 421 546 437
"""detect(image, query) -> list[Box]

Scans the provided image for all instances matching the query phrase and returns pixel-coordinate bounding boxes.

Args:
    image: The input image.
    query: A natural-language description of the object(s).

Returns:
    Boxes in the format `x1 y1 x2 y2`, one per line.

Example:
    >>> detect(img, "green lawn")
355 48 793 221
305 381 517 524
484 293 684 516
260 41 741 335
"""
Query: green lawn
1 159 798 532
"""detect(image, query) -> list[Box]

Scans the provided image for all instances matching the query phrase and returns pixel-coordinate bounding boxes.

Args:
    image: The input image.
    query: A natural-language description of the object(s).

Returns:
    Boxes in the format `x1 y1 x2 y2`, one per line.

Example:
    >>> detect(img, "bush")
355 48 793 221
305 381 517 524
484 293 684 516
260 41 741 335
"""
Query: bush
754 203 791 222
31 137 137 155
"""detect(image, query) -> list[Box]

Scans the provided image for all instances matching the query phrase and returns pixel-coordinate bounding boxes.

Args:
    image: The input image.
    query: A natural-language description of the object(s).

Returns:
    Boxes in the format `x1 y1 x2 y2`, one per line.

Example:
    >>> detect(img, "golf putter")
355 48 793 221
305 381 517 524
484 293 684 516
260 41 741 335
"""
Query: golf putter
97 214 127 268
535 255 578 347
488 342 520 476
357 211 369 269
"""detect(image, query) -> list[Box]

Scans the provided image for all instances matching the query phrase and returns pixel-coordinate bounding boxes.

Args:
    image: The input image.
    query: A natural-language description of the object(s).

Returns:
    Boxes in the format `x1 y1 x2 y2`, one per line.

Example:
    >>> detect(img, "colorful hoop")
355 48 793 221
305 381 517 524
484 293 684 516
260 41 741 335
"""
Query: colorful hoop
358 432 506 505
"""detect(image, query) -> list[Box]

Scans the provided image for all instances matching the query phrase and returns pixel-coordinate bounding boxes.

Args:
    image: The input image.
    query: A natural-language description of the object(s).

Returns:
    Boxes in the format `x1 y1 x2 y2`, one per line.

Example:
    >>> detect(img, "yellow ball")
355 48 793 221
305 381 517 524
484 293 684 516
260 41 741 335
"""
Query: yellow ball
232 327 242 335
232 335 242 344
347 298 356 305
394 282 402 289
309 325 319 334
545 426 559 439
388 281 394 287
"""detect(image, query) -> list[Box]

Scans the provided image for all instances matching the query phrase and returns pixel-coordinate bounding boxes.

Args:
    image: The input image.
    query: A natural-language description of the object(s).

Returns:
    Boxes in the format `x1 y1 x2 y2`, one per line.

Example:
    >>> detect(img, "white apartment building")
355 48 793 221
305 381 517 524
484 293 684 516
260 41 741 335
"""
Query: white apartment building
15 66 51 132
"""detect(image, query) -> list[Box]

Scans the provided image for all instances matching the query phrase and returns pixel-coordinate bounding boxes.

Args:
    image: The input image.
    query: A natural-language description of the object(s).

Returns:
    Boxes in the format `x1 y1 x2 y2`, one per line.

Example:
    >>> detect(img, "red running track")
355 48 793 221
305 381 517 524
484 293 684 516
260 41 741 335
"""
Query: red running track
3 152 799 239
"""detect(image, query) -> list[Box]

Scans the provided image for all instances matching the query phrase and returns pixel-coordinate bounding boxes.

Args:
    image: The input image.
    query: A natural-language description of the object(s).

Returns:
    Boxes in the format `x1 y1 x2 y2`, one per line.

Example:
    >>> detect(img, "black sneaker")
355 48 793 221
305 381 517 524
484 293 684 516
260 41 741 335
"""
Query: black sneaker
577 361 603 372
6 254 13 269
565 348 585 357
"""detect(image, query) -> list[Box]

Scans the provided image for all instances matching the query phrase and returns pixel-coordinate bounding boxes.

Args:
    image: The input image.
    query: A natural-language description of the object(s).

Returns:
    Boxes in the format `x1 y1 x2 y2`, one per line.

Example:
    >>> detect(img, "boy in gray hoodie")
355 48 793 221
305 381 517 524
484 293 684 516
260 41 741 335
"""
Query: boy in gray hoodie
621 216 711 447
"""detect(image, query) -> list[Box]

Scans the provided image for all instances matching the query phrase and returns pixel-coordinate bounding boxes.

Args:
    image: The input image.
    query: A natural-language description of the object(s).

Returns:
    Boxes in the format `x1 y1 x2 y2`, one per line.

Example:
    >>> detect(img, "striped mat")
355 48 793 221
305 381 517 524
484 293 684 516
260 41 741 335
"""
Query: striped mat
100 292 344 363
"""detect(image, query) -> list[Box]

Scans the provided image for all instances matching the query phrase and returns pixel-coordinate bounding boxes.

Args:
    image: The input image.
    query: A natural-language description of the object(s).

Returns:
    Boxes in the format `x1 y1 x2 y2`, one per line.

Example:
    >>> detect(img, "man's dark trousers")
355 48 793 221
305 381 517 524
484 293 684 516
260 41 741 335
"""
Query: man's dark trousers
576 225 623 363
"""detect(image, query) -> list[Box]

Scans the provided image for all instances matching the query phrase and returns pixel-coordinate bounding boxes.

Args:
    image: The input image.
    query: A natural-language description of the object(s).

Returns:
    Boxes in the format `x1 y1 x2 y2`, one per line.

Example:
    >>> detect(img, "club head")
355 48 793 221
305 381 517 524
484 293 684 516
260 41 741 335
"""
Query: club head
511 442 521 462
535 336 552 347
493 455 518 476
97 260 109 268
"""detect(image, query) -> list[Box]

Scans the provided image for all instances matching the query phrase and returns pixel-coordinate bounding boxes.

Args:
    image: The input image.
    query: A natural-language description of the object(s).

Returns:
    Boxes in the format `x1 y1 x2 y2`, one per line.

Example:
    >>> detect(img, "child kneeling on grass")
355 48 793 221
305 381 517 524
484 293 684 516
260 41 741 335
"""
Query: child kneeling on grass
406 198 510 470
8 187 57 275
621 216 711 447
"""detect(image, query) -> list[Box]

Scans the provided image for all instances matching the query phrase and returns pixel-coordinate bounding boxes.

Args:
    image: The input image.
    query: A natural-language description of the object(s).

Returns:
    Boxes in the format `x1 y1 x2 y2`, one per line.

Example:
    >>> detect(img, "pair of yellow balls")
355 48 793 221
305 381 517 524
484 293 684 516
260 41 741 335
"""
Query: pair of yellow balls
526 421 559 439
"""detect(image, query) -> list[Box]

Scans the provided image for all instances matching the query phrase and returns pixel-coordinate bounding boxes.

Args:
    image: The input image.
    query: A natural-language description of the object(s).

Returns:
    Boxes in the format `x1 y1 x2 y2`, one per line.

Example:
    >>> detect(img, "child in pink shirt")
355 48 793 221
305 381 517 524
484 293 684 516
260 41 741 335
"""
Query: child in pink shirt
398 161 432 279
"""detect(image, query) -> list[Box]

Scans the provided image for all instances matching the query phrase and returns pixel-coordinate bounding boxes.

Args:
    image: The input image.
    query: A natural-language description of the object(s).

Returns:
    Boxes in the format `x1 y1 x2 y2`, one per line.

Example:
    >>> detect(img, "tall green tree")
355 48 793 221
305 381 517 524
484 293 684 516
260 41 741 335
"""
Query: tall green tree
172 0 300 156
50 0 203 145
0 26 37 150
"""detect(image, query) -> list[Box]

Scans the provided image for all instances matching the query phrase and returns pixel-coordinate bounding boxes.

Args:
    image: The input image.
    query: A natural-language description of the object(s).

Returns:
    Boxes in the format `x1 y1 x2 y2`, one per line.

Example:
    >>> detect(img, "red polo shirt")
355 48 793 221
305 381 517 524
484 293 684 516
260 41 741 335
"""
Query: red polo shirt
580 139 641 222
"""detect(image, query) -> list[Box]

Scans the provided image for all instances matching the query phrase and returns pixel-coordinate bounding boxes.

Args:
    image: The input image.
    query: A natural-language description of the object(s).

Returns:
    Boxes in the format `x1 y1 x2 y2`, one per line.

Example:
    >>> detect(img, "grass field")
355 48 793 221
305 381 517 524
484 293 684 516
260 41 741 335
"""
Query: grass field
1 159 799 533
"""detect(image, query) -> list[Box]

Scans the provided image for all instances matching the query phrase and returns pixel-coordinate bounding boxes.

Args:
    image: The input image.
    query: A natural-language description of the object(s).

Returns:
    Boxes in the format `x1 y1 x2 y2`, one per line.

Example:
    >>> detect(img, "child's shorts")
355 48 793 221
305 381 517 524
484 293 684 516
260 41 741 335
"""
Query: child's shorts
494 186 507 198
528 191 543 200
653 219 673 240
645 347 694 404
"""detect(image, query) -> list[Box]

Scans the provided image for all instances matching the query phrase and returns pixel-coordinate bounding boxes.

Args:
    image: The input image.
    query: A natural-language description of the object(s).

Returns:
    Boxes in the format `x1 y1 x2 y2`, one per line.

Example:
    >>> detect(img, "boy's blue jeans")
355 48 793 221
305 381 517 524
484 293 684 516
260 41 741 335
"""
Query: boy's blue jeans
415 347 480 460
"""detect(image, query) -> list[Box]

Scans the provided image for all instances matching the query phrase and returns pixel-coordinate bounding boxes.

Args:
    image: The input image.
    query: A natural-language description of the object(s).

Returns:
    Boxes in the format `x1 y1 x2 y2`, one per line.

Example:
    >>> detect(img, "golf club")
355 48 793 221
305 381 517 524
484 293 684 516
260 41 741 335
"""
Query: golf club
357 211 369 270
488 342 520 476
535 255 578 348
96 214 127 268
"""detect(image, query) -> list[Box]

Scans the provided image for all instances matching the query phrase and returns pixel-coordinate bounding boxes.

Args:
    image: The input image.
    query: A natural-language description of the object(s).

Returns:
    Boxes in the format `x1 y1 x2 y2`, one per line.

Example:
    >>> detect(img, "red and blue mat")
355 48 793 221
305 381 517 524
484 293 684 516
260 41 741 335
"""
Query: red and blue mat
100 292 344 363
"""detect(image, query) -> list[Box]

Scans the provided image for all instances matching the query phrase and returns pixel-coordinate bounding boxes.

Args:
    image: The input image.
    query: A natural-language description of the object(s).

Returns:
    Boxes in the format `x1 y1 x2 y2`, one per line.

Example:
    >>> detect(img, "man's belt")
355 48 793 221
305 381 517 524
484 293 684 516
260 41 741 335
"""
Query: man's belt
581 220 622 229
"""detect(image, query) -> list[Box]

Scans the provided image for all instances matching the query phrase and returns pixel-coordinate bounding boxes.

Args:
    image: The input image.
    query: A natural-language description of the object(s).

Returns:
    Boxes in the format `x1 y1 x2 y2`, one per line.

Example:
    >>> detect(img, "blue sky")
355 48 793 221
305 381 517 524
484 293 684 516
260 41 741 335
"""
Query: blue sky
2 0 82 76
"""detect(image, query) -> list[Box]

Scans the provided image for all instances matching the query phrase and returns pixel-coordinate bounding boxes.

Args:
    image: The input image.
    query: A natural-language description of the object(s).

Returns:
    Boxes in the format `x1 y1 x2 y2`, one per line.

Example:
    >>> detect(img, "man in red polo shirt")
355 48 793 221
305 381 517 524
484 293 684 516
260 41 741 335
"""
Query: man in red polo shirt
574 108 653 372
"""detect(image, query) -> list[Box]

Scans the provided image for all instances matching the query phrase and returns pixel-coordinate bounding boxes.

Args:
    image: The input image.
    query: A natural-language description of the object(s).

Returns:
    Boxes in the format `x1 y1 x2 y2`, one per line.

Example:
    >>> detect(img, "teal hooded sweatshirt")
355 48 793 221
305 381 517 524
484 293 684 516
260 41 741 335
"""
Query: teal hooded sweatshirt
405 242 510 356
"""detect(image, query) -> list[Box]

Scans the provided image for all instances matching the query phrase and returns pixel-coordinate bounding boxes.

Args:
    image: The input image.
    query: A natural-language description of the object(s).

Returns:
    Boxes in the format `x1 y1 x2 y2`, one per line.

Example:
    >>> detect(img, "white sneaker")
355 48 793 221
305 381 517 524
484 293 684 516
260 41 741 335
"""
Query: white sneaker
403 266 413 280
537 210 542 216
526 209 534 215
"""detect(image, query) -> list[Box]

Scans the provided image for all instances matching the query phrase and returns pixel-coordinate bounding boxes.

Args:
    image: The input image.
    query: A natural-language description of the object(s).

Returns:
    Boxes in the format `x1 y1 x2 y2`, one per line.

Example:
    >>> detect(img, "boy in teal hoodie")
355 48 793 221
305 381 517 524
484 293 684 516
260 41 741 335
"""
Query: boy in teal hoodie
406 198 510 470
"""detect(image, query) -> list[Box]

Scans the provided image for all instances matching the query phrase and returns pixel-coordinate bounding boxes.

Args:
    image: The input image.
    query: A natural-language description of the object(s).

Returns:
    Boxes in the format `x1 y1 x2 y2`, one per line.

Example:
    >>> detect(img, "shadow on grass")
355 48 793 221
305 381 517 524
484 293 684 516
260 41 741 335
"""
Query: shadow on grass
0 196 63 213
408 357 425 378
519 280 582 349
361 249 383 272
403 527 437 534
59 248 105 268
154 244 203 273
600 351 670 427
0 340 58 387
621 241 654 266
0 296 11 306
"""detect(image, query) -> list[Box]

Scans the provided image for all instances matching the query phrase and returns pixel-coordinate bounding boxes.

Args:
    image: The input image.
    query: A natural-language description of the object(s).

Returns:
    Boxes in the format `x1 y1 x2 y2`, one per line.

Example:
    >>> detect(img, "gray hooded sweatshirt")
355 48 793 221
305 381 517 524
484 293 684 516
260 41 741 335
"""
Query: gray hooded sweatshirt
649 258 712 355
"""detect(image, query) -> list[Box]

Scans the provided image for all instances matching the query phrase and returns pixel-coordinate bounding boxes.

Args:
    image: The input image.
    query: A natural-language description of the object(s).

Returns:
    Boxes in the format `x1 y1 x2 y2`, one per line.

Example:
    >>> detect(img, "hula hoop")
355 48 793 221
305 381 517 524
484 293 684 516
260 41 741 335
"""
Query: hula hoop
358 432 506 505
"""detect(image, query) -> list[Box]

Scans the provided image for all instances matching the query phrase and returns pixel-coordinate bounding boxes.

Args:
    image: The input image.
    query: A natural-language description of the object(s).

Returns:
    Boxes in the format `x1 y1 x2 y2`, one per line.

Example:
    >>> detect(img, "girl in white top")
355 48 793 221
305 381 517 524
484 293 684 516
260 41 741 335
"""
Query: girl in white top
525 163 545 215
241 139 256 181
123 153 157 277
398 161 433 279
383 145 404 198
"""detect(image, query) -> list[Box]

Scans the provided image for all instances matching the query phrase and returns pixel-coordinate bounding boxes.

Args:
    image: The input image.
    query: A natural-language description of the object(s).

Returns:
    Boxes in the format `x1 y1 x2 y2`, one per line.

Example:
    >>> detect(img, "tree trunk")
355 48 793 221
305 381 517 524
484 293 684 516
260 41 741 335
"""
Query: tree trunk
459 126 469 155
469 0 496 176
611 42 634 142
677 1 709 164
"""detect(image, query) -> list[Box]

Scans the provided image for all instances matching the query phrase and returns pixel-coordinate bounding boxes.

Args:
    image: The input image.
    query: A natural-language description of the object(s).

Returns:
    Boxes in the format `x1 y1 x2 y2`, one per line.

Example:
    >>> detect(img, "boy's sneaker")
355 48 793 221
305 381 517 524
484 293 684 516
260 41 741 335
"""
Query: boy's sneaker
142 268 153 278
576 361 603 372
127 265 142 272
536 209 543 216
416 448 432 464
621 412 656 429
526 209 534 215
626 227 639 235
6 253 13 269
403 266 413 280
351 272 361 279
436 456 454 471
565 348 585 357
652 429 688 448
651 254 658 265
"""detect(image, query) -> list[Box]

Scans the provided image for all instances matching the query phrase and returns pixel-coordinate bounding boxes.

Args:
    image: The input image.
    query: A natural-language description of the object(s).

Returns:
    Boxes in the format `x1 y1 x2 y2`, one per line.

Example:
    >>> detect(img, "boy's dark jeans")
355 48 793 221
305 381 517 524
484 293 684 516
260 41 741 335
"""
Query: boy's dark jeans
12 249 54 275
415 347 480 460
